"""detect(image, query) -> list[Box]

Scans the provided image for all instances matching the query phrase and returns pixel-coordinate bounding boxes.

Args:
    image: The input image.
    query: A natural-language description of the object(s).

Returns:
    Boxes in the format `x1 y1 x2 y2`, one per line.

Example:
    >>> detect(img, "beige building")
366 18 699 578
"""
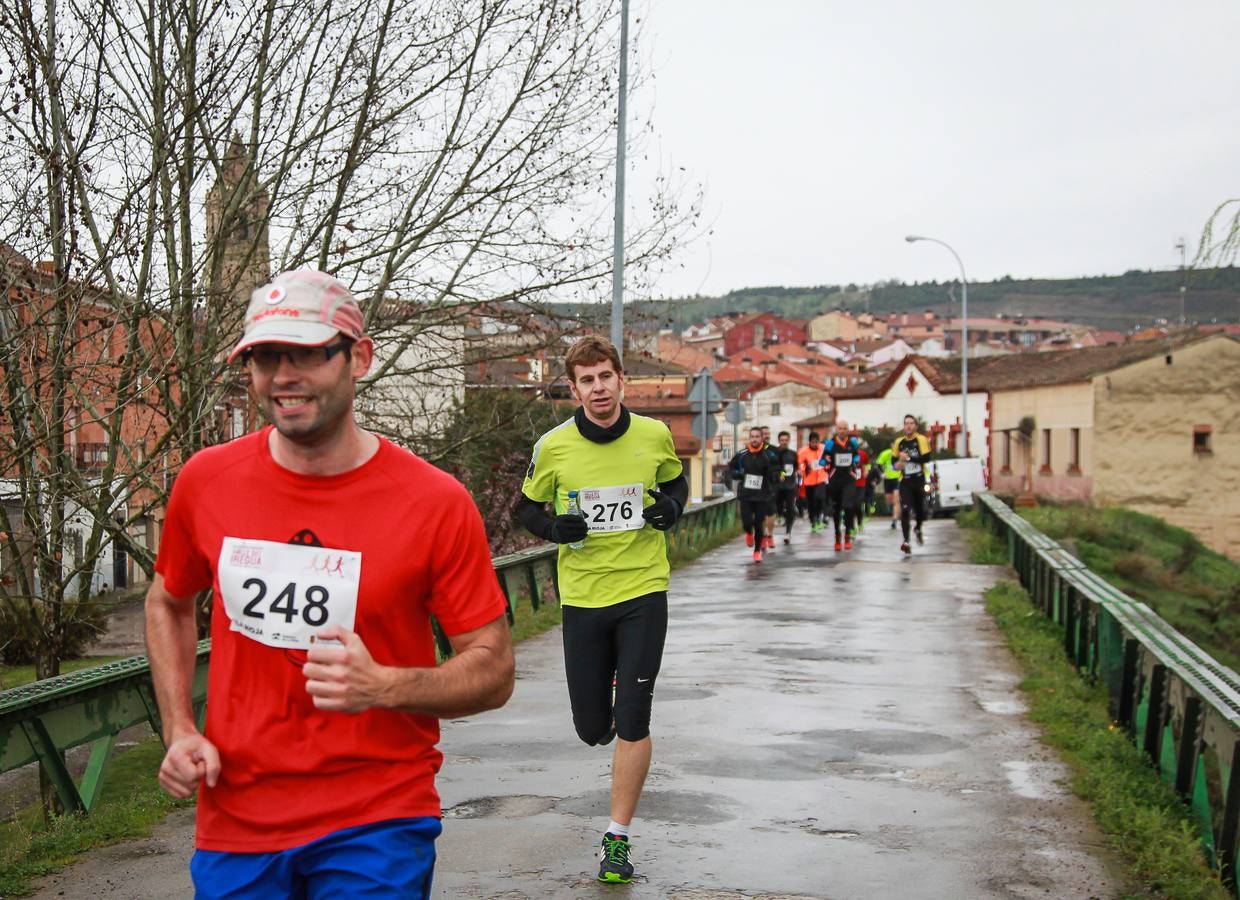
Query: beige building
807 307 886 342
989 334 1240 558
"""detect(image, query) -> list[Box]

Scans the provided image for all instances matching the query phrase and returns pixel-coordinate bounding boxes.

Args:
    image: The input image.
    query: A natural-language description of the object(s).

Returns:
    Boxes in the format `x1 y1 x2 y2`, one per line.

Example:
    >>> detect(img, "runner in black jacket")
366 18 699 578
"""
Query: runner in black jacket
771 431 799 545
731 426 778 564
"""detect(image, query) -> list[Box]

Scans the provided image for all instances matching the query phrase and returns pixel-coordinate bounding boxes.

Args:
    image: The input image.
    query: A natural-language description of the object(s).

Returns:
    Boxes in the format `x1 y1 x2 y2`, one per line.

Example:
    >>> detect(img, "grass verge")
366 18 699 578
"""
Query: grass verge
0 738 192 896
1019 504 1240 672
954 507 1010 565
1 515 740 896
983 578 1229 899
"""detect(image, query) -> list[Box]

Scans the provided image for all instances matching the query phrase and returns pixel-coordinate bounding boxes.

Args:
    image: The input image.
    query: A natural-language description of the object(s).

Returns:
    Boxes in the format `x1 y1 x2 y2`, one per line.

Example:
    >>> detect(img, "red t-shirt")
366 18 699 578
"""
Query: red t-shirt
854 449 870 488
155 428 507 852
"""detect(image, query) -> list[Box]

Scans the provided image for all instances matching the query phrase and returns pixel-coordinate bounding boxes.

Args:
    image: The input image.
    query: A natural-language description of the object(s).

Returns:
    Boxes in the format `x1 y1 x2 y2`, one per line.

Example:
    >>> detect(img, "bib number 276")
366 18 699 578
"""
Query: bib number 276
589 501 634 525
577 483 644 533
241 577 331 627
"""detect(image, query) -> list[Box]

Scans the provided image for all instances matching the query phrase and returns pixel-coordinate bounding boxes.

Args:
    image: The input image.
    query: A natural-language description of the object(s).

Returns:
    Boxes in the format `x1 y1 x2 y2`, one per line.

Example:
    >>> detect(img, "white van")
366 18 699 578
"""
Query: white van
925 457 987 514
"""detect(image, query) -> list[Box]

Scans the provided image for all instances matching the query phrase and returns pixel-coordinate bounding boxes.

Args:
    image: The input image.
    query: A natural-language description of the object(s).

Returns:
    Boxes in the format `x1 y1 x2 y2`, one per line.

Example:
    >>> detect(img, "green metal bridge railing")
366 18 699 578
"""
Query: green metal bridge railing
975 491 1240 892
0 494 738 816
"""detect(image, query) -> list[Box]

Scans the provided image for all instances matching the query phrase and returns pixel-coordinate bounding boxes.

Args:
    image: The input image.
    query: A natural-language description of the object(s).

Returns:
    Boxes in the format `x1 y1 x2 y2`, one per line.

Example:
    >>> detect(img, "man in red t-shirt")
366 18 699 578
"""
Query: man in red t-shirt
145 269 513 898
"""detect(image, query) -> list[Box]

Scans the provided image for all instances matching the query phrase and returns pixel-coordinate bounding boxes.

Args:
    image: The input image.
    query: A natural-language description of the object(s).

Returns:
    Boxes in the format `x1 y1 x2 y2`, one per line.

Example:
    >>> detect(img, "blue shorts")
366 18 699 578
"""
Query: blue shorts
191 816 442 899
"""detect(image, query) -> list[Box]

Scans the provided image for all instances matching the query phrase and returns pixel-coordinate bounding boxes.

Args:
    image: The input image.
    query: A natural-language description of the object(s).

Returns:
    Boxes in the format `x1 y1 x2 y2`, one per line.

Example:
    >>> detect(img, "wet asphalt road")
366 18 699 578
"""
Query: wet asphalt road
29 517 1124 899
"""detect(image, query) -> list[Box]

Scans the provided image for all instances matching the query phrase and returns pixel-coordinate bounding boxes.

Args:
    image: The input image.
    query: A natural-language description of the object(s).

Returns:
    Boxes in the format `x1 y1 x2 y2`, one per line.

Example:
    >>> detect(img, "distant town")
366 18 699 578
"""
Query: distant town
469 304 1240 560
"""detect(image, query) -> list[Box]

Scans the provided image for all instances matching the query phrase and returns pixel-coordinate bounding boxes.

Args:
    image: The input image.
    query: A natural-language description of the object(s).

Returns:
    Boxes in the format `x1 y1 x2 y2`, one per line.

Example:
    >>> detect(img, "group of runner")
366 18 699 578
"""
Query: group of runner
729 414 932 562
143 267 938 896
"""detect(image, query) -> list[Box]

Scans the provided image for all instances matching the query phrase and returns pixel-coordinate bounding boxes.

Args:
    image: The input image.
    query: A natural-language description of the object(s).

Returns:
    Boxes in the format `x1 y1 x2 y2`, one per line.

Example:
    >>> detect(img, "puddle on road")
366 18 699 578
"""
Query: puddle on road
797 728 965 756
656 686 717 701
1002 760 1057 800
556 788 737 825
735 610 835 624
980 698 1027 715
442 795 558 819
668 891 821 900
758 646 876 664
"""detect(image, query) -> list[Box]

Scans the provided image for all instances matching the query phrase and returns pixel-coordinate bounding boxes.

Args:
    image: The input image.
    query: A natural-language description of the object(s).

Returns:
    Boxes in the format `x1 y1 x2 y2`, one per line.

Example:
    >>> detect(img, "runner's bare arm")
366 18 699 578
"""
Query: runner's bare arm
303 614 514 717
145 573 221 796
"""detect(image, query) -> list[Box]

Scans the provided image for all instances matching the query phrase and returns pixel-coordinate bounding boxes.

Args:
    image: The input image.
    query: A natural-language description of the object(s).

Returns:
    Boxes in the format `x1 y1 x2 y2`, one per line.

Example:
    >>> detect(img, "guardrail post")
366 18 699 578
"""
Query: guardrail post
525 560 542 611
1063 581 1076 660
136 681 164 746
80 734 117 812
548 560 561 605
497 571 515 626
1175 697 1202 800
1078 594 1094 674
1143 664 1168 763
1219 740 1240 890
1118 639 1139 728
19 719 87 814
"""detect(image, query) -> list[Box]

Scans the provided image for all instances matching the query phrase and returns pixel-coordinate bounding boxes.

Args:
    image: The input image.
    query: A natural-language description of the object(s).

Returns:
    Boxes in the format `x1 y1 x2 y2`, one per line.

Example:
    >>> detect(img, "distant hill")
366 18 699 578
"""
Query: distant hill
625 268 1240 332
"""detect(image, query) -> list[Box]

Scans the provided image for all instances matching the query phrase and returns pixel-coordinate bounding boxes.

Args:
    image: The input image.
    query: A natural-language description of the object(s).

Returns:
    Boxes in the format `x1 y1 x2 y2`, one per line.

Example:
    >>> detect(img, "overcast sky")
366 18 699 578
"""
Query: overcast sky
627 1 1240 298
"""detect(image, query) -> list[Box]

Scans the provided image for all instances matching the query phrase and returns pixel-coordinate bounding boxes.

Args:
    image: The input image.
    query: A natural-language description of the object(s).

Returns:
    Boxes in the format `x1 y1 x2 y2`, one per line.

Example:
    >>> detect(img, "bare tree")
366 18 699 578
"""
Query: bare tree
0 0 697 687
1198 198 1240 270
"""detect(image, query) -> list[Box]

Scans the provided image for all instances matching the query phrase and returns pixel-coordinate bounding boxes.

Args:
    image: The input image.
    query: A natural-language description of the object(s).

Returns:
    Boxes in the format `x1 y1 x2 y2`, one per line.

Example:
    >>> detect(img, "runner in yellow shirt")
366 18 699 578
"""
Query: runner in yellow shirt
515 335 687 884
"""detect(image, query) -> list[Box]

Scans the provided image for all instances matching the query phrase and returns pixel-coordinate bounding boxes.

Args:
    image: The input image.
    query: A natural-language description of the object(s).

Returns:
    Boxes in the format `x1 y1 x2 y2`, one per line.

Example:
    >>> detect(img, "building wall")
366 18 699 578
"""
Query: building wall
808 310 858 342
835 365 988 457
723 314 807 355
363 323 465 443
988 382 1094 501
868 340 913 367
628 404 720 504
720 381 831 458
1092 336 1240 559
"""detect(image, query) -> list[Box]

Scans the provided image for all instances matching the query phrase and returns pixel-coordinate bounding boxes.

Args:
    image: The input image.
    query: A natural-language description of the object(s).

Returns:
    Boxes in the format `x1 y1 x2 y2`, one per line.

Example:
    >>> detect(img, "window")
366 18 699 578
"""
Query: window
770 402 781 416
1040 428 1052 473
1068 428 1081 473
1001 432 1012 474
1193 424 1212 454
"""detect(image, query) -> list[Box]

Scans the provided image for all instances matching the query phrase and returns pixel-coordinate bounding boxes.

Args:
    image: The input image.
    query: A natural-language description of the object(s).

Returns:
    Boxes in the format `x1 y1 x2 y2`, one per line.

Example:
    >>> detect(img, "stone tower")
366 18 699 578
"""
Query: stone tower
204 134 271 317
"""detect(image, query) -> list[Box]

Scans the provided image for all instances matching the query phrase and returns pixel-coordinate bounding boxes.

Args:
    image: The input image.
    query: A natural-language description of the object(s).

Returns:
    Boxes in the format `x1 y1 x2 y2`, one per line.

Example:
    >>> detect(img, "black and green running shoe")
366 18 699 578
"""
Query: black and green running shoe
597 832 634 884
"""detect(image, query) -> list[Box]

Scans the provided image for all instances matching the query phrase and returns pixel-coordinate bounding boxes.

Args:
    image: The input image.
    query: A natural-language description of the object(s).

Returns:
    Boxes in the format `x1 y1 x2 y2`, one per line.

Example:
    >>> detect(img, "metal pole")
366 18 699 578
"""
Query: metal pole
700 368 708 501
1176 237 1187 326
610 0 630 359
960 271 969 456
906 235 968 456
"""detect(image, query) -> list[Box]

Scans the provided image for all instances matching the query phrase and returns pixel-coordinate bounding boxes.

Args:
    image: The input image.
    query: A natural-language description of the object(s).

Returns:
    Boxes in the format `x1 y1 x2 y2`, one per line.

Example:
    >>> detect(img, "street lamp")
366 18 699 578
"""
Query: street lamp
610 0 631 359
1175 237 1187 326
906 234 969 456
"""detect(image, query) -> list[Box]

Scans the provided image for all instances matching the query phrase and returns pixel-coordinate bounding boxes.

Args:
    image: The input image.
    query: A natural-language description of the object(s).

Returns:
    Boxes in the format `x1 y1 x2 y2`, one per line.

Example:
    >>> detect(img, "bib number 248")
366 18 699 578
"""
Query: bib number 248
241 577 331 627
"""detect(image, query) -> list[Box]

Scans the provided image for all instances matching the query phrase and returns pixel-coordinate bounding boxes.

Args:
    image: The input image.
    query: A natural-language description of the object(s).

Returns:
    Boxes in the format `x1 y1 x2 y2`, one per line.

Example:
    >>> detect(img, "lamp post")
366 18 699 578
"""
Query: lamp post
906 234 969 456
610 0 631 359
1175 237 1187 326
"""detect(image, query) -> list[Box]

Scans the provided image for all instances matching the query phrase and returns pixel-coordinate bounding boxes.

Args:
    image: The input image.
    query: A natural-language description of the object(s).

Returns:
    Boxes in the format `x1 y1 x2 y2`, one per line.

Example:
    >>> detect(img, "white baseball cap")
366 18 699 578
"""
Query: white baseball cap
227 269 365 363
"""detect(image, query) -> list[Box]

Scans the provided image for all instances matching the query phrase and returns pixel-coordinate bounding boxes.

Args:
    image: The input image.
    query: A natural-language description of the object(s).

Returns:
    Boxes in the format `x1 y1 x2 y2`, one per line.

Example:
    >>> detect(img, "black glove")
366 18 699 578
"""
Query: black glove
549 513 589 544
642 489 682 531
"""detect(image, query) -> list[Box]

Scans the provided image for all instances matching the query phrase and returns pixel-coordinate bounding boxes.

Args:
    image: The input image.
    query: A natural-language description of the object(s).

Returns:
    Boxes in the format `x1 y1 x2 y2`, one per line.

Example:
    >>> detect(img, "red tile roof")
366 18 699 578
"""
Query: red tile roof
832 334 1224 398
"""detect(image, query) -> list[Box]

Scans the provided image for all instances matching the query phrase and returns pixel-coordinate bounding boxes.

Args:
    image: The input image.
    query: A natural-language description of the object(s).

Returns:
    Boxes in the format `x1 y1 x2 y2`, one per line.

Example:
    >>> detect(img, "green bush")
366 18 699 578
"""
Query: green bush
0 596 110 666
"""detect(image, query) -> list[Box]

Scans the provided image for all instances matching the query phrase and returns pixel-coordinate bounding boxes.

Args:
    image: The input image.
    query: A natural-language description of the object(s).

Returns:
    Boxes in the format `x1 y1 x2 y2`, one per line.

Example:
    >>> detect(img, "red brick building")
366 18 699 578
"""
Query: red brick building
722 312 808 356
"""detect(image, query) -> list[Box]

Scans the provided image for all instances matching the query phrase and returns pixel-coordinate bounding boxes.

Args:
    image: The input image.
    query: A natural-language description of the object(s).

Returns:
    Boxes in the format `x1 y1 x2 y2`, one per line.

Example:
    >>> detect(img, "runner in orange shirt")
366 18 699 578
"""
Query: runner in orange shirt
796 431 828 533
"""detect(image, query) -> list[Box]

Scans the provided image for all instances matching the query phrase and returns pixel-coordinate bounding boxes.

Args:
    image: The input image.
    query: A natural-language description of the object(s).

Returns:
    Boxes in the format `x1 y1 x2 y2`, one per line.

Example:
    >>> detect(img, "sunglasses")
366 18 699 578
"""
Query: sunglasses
242 340 351 373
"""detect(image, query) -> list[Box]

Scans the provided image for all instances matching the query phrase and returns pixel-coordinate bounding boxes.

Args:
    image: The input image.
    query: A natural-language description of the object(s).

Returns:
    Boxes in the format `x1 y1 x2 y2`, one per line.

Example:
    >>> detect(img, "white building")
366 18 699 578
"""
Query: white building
0 479 130 597
362 319 465 446
832 356 988 457
719 379 832 461
865 338 915 367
